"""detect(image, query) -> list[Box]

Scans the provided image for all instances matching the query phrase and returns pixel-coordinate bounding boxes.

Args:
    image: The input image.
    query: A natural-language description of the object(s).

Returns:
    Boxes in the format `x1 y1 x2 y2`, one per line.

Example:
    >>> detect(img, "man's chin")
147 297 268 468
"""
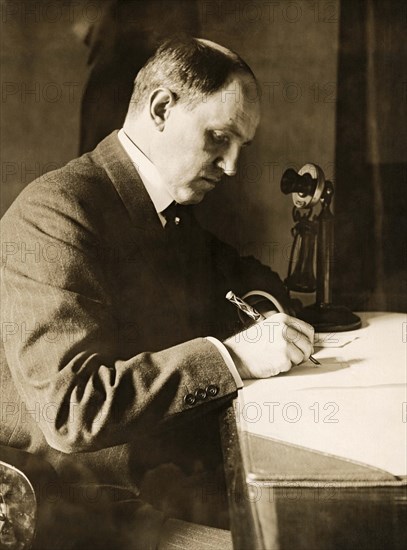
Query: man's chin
177 186 214 205
181 194 206 205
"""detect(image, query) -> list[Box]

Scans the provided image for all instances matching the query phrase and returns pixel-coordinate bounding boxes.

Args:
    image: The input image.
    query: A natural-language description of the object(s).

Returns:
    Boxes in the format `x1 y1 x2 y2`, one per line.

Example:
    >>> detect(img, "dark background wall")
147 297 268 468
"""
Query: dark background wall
334 0 406 312
1 0 89 211
2 1 404 310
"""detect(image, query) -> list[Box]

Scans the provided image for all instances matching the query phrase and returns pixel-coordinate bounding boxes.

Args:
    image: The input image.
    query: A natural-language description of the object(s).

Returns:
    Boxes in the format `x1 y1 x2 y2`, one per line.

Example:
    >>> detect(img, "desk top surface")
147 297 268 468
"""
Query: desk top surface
237 312 407 477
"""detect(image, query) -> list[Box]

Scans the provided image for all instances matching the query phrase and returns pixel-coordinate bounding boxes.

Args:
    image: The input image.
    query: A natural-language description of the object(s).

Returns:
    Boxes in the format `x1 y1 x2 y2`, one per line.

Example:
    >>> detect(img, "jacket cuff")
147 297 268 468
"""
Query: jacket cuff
205 337 243 389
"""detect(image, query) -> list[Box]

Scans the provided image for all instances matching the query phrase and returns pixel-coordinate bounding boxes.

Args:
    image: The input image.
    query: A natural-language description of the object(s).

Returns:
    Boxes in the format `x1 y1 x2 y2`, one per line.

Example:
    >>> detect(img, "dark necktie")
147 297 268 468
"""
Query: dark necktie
162 201 184 229
162 202 194 267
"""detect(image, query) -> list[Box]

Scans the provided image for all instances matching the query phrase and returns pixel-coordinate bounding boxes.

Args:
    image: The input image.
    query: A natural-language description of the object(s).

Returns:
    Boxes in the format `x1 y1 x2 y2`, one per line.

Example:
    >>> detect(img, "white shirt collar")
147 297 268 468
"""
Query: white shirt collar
118 128 174 224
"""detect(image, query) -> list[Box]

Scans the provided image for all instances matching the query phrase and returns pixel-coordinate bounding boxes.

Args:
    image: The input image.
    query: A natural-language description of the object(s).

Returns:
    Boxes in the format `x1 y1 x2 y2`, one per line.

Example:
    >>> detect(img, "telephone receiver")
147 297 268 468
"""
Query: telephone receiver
281 163 361 332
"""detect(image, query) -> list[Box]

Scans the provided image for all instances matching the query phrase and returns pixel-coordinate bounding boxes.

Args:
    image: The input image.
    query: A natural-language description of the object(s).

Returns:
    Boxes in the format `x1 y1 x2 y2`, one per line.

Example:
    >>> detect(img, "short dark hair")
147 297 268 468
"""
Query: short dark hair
128 35 257 113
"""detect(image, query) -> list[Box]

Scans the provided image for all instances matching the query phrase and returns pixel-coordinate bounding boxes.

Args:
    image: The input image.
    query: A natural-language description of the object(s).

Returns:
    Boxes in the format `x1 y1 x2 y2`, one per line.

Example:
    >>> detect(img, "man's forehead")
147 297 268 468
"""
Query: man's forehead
219 75 258 115
200 80 260 135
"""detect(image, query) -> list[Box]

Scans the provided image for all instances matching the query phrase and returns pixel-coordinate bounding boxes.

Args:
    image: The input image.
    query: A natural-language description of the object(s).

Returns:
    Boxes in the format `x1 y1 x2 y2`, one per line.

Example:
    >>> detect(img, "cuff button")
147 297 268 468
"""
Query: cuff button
206 384 219 397
195 388 207 401
184 393 196 406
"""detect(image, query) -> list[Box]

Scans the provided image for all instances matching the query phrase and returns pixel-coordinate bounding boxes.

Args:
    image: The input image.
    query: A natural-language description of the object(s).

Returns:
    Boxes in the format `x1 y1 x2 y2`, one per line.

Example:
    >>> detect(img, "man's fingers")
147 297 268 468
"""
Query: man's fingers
282 324 314 360
268 313 314 343
293 336 314 362
287 343 304 366
287 317 314 342
266 314 314 364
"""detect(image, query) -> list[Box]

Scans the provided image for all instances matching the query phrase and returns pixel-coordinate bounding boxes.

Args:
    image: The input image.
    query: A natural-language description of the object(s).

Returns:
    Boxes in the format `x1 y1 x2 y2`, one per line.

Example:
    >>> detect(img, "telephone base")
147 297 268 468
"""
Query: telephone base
298 303 361 332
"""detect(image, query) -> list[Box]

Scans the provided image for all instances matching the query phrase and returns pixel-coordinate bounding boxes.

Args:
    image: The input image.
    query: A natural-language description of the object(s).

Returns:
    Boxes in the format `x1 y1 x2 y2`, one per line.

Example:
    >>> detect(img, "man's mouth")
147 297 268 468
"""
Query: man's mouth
202 176 221 184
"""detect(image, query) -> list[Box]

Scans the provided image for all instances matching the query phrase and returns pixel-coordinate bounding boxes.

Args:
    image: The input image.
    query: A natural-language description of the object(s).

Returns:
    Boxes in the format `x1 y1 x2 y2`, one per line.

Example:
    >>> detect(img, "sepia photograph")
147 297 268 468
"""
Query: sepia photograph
1 1 406 548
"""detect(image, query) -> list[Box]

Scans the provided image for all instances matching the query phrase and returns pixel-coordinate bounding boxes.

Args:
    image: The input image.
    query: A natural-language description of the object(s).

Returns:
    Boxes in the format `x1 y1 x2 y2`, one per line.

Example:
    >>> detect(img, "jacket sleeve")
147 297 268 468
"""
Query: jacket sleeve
0 179 237 454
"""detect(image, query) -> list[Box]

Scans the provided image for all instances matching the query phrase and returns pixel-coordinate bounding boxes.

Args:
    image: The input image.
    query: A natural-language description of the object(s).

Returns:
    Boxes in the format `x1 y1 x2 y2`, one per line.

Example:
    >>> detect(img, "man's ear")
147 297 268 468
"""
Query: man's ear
149 88 176 130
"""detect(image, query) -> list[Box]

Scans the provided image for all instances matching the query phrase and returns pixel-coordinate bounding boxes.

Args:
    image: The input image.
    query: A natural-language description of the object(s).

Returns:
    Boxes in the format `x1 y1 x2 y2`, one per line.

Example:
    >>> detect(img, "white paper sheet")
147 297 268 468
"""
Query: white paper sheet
237 312 407 476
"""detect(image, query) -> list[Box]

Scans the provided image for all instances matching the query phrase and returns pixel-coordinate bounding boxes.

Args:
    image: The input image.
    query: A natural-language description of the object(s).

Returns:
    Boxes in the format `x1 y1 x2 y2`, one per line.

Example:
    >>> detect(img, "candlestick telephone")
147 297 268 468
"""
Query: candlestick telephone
281 163 361 332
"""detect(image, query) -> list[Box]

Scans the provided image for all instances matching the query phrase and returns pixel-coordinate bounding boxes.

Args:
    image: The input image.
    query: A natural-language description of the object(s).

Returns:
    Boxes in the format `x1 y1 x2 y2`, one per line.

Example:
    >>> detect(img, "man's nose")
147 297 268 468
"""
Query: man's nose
217 145 240 177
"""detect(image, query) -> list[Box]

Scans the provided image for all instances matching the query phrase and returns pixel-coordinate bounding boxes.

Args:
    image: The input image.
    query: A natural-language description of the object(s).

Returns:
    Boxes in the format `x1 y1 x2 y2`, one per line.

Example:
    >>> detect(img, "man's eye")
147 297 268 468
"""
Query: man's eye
211 132 229 145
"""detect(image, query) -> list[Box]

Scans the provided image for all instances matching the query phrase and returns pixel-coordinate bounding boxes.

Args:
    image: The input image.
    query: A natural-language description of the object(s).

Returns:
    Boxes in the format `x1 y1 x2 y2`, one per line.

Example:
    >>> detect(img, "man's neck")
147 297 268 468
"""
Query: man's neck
117 128 173 224
123 117 153 163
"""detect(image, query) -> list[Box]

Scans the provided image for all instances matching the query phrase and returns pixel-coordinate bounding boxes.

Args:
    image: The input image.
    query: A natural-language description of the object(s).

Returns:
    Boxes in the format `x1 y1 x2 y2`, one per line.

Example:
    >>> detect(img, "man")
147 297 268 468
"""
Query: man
1 37 314 549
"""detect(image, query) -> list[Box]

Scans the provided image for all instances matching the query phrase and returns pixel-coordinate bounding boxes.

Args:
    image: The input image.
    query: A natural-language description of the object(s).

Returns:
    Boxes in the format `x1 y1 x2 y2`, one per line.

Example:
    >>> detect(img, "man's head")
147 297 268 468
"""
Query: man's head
124 36 260 204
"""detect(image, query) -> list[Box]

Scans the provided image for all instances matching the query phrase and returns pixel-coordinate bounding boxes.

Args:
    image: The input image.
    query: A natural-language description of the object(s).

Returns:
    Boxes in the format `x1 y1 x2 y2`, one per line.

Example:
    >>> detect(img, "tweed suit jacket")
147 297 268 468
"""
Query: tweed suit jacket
0 131 291 496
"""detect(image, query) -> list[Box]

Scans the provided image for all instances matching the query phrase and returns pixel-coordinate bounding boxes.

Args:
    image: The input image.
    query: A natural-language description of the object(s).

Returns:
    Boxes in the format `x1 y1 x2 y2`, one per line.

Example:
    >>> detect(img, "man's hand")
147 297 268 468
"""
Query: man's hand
223 313 314 379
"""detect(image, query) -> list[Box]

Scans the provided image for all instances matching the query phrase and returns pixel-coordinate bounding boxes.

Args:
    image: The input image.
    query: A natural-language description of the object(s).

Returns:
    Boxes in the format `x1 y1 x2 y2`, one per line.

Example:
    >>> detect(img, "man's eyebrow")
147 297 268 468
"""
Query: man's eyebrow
223 124 253 145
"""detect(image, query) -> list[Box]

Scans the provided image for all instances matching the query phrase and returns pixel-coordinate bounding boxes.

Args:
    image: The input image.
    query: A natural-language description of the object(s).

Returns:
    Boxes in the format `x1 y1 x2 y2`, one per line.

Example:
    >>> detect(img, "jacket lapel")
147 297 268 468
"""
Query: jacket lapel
90 132 192 335
92 131 162 232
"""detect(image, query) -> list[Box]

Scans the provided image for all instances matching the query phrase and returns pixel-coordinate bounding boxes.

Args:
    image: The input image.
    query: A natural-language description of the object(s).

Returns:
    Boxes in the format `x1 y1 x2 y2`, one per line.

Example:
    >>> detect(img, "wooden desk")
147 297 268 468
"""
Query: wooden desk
220 312 407 549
